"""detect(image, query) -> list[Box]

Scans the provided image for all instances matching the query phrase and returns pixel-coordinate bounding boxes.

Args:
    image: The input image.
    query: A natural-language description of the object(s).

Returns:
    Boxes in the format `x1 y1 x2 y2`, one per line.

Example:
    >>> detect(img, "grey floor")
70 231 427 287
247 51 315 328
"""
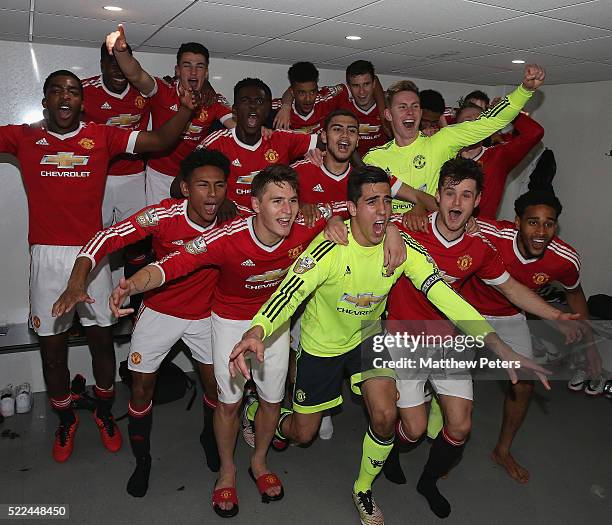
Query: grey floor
1 380 610 525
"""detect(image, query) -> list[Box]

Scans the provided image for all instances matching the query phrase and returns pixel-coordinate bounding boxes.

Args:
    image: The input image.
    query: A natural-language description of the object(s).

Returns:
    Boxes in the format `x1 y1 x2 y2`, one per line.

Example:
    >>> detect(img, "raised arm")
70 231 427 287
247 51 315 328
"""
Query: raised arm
436 64 546 153
106 24 156 95
133 87 198 153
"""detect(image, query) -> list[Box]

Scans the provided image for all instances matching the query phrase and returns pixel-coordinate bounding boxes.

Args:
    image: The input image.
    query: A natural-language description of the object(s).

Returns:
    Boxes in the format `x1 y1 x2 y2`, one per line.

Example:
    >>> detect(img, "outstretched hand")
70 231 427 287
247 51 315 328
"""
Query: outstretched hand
228 327 265 379
106 24 128 55
52 287 94 318
109 277 134 318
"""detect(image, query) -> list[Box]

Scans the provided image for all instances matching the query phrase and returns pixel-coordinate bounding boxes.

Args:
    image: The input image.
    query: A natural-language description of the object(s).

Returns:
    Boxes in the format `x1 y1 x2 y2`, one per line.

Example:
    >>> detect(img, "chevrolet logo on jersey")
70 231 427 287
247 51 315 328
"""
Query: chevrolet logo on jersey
359 123 380 134
340 292 385 309
184 123 203 135
41 152 89 169
236 171 259 185
106 113 141 127
246 267 289 283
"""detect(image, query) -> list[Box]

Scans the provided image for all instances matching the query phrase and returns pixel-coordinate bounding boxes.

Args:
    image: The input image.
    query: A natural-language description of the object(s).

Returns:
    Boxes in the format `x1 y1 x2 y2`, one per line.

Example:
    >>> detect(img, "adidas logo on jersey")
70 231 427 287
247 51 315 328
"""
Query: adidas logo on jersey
241 259 255 267
170 104 179 112
232 159 242 167
101 102 112 110
312 184 324 193
345 266 351 275
35 138 49 146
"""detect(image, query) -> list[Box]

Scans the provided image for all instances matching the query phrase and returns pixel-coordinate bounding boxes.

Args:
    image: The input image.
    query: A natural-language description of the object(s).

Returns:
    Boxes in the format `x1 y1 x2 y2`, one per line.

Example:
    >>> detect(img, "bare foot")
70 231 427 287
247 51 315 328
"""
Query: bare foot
491 449 530 483
214 467 237 512
250 459 282 499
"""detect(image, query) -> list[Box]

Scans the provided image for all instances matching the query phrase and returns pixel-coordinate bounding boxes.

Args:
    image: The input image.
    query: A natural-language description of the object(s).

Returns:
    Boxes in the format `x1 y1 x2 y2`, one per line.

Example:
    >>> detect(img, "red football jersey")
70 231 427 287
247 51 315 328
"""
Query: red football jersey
0 122 137 246
293 159 401 205
387 213 508 322
200 128 317 208
146 77 232 177
79 198 219 319
155 203 347 320
460 218 581 316
293 159 352 204
473 114 544 218
272 85 344 134
82 75 150 176
336 86 387 156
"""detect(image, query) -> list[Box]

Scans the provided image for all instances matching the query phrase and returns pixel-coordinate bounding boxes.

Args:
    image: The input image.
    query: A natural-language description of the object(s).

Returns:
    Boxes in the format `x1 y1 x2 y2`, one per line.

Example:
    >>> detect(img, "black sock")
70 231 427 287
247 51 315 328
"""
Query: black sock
127 455 152 498
417 429 465 519
200 395 219 472
127 402 153 497
93 385 114 418
383 442 407 485
57 407 76 427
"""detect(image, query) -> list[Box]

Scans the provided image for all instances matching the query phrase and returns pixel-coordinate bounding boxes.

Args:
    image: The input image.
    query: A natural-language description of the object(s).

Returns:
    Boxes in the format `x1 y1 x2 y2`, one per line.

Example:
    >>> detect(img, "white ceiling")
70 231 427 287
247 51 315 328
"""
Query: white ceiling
2 0 612 85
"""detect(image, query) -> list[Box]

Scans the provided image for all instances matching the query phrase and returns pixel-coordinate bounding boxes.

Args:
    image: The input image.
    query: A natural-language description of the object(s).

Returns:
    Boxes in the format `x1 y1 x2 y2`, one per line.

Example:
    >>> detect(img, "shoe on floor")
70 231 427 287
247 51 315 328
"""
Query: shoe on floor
15 383 32 414
0 384 15 417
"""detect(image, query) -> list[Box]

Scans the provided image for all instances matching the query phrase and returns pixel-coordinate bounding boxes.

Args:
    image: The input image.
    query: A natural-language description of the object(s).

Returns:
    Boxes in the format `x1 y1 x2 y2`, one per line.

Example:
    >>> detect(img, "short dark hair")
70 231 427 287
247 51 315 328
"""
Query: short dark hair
177 42 209 64
233 77 272 104
459 89 489 108
455 102 483 121
346 60 375 80
323 108 359 131
288 61 319 85
100 41 131 61
251 164 299 200
438 158 484 194
179 149 230 183
420 89 445 114
43 70 82 96
347 165 390 203
514 190 563 218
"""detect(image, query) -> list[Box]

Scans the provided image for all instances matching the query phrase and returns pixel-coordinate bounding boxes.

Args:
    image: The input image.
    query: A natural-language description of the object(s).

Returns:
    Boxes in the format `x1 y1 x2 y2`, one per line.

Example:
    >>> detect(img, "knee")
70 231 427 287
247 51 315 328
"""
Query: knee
293 425 317 445
370 406 397 438
130 378 154 405
399 416 426 442
444 418 471 442
217 401 241 418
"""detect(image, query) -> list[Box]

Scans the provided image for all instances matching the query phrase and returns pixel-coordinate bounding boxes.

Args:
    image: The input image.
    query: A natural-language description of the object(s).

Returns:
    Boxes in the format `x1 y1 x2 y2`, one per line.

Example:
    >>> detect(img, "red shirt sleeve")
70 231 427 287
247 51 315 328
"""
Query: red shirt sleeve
155 227 225 284
0 124 25 155
496 114 544 172
475 237 509 284
78 203 163 267
102 124 137 157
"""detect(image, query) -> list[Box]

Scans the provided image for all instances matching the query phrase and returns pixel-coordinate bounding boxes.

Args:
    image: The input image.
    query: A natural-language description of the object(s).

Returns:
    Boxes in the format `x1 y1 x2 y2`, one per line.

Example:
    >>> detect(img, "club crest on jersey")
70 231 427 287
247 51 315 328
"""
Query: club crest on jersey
413 154 426 169
340 292 385 309
288 245 303 260
106 114 140 127
246 267 289 283
457 254 473 271
32 316 41 329
295 389 306 403
198 108 208 121
264 149 280 163
136 209 159 228
185 236 208 255
78 138 95 150
532 272 550 285
134 95 146 109
293 256 315 274
40 152 89 168
130 352 142 365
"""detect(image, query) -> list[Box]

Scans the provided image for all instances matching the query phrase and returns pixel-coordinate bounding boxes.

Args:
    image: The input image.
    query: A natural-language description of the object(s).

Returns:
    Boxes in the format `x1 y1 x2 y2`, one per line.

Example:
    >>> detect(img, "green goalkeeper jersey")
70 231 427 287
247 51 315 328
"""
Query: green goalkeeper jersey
251 223 494 357
363 84 534 213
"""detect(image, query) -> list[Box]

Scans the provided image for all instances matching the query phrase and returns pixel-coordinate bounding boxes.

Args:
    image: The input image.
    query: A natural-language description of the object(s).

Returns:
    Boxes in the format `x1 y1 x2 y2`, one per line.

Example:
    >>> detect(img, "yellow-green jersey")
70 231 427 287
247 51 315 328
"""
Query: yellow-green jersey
363 84 534 213
251 222 494 357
